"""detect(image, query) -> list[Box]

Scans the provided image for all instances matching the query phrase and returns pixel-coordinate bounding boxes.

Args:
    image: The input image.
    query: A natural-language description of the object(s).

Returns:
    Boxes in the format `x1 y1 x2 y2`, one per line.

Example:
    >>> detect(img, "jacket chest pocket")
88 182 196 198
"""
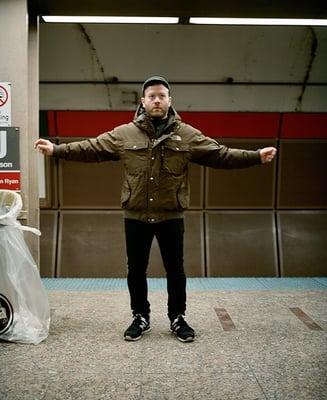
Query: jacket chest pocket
162 142 190 175
123 142 149 174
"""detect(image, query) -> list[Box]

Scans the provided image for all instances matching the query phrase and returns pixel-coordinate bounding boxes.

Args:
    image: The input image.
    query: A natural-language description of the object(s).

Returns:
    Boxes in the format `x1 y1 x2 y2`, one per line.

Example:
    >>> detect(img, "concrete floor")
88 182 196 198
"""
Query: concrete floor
1 278 327 400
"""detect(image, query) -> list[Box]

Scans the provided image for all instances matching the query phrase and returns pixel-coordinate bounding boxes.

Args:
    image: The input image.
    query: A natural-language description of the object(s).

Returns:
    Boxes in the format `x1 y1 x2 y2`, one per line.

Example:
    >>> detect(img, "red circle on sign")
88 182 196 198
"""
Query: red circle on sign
0 85 9 107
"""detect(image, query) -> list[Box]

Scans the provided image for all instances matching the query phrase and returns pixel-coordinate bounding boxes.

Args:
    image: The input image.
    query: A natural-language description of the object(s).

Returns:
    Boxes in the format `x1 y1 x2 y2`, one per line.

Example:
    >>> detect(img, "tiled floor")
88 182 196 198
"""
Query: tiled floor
1 278 326 400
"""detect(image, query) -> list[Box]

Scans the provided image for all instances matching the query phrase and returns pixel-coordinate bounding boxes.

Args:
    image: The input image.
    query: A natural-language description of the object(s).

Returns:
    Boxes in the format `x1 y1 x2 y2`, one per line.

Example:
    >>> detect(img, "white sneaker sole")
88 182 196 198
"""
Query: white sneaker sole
171 330 195 342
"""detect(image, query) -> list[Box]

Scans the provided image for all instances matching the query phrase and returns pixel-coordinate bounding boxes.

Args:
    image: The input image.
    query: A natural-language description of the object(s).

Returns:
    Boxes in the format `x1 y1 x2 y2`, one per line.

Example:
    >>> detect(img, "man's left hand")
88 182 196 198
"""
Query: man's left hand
260 147 277 164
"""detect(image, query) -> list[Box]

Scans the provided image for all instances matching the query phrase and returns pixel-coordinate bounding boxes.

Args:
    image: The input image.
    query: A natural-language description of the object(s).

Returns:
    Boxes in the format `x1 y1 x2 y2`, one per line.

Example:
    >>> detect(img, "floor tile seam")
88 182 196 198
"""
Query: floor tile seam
131 370 265 377
198 328 256 374
247 369 269 400
233 334 269 400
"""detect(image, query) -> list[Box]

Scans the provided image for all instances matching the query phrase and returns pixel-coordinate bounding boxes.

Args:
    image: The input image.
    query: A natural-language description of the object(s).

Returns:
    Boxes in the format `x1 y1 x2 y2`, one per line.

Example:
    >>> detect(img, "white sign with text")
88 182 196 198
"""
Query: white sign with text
0 82 11 127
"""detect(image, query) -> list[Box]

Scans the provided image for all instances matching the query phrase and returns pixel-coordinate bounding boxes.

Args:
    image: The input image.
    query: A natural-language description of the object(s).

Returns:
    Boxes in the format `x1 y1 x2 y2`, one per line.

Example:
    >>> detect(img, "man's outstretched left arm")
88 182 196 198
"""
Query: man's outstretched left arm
189 130 277 169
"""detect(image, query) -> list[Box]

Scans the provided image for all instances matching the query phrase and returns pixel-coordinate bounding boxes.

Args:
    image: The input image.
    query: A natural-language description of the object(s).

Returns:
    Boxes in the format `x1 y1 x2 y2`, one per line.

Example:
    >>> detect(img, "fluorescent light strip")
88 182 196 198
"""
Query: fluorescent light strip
42 16 179 24
189 17 327 26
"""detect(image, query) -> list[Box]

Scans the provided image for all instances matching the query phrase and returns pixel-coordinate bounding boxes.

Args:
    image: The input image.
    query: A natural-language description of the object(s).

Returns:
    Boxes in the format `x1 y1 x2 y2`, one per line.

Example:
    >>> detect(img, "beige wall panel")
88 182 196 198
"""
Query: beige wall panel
40 155 58 209
278 212 327 276
278 140 327 208
206 140 276 209
206 211 278 277
40 210 58 277
58 138 123 208
58 211 126 277
148 212 205 277
59 160 123 208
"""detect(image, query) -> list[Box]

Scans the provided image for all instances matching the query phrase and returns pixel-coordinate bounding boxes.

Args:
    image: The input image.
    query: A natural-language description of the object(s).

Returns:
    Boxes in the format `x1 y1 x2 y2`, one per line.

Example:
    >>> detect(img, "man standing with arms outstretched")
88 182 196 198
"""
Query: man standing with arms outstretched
35 76 276 342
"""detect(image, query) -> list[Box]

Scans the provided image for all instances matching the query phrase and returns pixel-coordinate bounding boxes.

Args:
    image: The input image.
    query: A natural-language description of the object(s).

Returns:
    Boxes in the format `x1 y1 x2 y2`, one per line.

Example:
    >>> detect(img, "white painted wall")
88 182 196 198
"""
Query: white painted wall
39 23 327 111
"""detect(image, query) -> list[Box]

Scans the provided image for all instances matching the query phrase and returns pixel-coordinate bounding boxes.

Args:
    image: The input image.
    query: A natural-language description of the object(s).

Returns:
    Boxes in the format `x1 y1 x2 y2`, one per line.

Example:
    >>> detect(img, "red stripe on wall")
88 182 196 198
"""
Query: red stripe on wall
179 112 280 138
54 111 134 137
49 111 281 138
281 113 327 138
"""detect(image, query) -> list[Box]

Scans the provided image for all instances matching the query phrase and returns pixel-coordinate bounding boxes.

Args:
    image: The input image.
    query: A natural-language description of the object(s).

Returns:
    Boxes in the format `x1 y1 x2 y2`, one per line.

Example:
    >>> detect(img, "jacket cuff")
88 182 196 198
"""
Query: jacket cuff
255 149 262 164
52 144 65 158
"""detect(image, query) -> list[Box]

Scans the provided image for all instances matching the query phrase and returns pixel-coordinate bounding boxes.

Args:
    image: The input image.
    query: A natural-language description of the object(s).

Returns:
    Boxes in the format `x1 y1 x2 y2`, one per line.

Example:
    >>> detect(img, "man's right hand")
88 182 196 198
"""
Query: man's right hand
34 139 54 156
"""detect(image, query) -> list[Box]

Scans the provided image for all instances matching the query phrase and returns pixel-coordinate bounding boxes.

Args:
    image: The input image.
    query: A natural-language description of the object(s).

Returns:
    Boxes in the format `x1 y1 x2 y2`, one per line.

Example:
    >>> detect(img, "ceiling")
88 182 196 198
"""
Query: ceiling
29 0 327 20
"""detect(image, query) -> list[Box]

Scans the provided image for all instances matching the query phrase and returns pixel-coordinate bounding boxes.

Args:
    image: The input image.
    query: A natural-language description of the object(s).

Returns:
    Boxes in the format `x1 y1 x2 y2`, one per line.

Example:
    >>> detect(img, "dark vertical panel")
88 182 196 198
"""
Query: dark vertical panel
278 140 327 208
57 211 126 277
148 212 205 277
39 111 48 137
206 140 277 209
206 211 278 277
278 212 327 276
40 210 58 277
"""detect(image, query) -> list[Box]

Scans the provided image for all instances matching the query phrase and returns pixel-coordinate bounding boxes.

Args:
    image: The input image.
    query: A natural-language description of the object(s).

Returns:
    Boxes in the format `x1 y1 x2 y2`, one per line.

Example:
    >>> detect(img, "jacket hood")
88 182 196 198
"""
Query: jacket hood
133 104 181 136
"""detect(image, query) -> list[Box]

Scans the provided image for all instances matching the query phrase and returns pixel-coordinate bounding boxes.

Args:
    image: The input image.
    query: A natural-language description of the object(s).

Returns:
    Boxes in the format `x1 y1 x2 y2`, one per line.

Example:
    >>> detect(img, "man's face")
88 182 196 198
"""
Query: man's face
141 84 171 119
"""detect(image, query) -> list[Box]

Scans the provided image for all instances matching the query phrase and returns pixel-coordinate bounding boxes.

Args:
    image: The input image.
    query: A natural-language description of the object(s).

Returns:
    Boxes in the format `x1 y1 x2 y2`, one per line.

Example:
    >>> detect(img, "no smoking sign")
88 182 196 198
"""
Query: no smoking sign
0 85 8 106
0 82 11 127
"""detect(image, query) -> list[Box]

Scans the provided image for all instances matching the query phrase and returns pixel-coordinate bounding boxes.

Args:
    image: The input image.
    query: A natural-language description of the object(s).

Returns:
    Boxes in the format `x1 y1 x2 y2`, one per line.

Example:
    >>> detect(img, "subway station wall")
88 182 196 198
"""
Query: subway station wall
38 23 327 277
39 111 327 277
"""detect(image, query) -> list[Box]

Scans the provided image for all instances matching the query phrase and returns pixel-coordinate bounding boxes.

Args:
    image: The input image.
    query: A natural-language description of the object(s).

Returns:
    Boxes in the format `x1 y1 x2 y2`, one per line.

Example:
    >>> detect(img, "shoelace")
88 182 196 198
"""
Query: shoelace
133 314 148 329
172 315 187 331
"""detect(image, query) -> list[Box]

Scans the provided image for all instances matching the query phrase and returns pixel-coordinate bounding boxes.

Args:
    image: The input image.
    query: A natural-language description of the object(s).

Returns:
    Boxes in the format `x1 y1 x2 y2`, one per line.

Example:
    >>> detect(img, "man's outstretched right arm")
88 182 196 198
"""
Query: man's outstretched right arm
34 131 121 162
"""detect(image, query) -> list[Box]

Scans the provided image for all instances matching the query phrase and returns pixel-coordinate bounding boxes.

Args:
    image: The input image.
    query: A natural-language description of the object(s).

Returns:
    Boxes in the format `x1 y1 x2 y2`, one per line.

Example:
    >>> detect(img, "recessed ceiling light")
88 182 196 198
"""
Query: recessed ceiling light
42 16 179 24
189 17 327 26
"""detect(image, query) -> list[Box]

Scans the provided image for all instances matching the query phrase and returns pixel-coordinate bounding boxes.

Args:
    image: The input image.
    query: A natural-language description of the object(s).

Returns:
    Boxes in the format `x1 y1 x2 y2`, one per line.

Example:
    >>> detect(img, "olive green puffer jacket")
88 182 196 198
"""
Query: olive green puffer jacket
53 106 262 222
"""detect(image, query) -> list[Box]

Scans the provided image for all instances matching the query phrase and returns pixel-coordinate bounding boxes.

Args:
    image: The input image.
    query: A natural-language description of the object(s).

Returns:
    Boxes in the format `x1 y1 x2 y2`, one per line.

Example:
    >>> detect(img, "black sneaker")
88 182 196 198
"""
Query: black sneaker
170 315 195 342
124 314 151 341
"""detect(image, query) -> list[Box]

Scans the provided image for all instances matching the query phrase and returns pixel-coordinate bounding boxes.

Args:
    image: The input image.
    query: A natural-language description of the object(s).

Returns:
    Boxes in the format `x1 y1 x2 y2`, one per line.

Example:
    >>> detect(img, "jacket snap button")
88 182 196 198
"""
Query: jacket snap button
176 147 179 150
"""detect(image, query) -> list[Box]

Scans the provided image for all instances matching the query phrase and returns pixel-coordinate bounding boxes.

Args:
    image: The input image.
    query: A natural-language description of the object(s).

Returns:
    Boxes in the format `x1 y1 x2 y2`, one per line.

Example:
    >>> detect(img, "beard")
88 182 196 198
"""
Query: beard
146 105 169 118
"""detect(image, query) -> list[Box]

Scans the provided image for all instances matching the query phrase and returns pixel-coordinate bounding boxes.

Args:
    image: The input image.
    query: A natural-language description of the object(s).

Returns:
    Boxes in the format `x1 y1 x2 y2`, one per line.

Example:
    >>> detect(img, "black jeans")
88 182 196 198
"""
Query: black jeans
124 218 186 321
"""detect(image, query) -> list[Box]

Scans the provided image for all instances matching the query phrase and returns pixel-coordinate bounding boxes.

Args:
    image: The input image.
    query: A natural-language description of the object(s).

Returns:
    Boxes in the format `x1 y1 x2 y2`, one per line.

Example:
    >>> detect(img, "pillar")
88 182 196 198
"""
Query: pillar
0 0 40 264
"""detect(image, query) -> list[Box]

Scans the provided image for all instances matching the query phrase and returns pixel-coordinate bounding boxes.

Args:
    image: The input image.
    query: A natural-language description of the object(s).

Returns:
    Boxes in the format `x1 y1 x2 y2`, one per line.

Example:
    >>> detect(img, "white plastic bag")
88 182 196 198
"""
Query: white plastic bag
0 190 50 344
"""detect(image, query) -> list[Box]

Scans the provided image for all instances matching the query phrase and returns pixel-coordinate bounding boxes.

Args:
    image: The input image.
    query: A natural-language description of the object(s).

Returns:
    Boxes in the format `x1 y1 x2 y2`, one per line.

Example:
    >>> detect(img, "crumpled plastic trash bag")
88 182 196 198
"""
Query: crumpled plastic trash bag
0 189 50 344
